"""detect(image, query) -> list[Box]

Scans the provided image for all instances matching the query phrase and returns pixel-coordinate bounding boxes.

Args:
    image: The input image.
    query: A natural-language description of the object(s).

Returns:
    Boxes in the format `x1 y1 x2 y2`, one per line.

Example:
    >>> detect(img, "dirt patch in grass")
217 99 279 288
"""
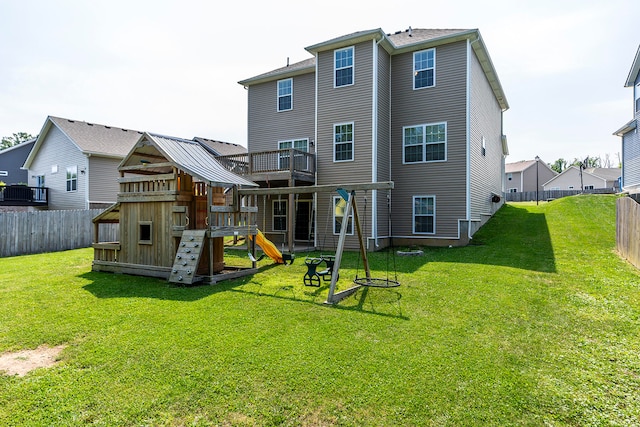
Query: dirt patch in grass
0 344 66 376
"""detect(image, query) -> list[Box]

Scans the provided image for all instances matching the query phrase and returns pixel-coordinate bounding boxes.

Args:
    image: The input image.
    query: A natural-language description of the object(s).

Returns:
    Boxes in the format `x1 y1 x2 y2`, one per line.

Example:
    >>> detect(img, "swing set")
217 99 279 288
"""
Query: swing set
238 181 400 304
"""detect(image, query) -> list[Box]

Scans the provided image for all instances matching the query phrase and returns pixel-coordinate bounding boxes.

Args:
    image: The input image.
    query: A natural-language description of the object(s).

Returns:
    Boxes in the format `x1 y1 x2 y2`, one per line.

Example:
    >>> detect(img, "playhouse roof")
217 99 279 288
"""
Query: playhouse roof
122 133 258 188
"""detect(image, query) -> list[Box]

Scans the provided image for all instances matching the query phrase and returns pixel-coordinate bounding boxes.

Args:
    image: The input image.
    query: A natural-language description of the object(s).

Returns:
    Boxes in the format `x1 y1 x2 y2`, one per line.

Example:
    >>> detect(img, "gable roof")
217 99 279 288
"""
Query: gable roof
121 133 257 188
505 160 537 173
0 138 36 156
239 27 508 110
625 44 640 87
24 116 143 168
193 137 247 156
542 166 620 187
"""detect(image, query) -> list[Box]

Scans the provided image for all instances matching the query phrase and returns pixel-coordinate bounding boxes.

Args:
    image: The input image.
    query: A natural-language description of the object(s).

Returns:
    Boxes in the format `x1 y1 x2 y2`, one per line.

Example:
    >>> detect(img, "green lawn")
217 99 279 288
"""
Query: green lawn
1 194 639 426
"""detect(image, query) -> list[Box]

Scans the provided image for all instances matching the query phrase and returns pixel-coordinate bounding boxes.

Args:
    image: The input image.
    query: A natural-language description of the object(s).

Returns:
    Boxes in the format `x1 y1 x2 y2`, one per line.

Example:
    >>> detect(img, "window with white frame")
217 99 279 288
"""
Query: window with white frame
585 185 594 190
333 195 353 235
334 46 354 87
334 122 354 162
636 83 640 113
413 48 435 89
278 139 309 169
66 166 77 192
509 188 518 193
0 171 7 177
277 78 292 112
403 122 446 163
413 196 435 234
481 136 486 156
273 199 287 231
507 173 513 181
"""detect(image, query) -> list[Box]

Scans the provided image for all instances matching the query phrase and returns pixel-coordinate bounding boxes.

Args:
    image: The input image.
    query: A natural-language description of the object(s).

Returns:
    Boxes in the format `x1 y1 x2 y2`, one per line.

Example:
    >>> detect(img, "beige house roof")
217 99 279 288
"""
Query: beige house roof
505 160 537 174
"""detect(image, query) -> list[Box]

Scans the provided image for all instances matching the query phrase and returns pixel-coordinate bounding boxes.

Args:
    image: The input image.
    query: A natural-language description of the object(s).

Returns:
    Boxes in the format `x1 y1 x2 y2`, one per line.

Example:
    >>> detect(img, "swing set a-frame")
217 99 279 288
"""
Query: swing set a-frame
238 181 399 304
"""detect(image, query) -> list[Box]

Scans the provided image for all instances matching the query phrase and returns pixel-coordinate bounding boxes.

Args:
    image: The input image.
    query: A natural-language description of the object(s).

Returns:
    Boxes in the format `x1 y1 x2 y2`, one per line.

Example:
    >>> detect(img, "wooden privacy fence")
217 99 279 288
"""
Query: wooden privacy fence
617 196 640 270
0 209 119 258
506 188 616 202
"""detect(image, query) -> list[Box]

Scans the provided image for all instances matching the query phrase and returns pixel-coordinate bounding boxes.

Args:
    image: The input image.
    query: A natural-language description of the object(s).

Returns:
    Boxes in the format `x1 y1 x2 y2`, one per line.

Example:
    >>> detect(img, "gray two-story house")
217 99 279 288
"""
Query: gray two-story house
236 27 509 248
614 44 640 194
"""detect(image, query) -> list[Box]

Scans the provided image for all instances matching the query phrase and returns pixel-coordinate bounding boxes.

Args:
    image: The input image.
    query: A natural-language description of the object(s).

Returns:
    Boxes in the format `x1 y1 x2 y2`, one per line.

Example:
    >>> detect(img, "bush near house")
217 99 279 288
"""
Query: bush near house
0 194 639 426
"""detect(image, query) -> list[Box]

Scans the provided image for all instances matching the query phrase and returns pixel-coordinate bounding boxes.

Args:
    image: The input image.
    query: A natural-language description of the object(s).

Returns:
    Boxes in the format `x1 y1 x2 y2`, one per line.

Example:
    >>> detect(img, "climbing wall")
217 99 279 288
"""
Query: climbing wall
169 229 207 285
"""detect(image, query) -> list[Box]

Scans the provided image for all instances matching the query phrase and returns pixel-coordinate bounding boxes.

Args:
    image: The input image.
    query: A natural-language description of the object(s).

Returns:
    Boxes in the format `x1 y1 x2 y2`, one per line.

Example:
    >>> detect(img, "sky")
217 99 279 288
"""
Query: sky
0 0 637 166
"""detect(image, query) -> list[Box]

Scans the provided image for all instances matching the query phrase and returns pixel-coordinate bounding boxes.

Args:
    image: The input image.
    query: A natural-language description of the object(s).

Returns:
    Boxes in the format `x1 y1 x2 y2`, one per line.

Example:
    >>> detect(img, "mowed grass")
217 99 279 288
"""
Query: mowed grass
1 194 639 426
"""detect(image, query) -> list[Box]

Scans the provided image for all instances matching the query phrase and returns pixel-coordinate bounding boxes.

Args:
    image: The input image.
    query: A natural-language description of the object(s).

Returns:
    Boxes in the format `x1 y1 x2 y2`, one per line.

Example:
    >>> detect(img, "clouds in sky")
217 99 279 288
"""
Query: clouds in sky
0 0 636 164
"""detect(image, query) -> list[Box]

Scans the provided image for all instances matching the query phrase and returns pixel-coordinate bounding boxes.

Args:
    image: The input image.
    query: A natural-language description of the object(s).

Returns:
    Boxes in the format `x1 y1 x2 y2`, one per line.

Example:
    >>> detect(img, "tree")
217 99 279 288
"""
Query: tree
571 156 600 169
550 158 567 173
1 132 34 150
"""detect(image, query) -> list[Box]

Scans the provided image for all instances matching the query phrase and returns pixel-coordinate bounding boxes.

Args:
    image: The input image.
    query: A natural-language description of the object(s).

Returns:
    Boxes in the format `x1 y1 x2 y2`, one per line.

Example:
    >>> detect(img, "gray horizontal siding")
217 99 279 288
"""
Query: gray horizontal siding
89 156 121 204
469 41 503 227
28 125 87 210
623 128 640 190
390 40 468 238
247 72 316 152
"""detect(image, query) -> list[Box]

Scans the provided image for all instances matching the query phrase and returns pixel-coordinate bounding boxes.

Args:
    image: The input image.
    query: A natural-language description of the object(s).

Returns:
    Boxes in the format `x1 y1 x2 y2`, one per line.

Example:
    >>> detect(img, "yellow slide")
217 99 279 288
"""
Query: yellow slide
249 229 284 264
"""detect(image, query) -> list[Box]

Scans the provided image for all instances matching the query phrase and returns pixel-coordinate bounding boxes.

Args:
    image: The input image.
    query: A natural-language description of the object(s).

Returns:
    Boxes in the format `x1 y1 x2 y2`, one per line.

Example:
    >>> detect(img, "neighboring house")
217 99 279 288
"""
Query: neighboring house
22 116 248 211
236 27 509 247
542 166 621 191
23 116 143 210
614 44 640 194
0 138 36 184
505 159 557 193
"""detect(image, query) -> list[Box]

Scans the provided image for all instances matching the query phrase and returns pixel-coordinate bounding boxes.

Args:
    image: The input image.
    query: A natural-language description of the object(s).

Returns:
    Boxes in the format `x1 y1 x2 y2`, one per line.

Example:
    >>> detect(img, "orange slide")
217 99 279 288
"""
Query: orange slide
249 229 284 264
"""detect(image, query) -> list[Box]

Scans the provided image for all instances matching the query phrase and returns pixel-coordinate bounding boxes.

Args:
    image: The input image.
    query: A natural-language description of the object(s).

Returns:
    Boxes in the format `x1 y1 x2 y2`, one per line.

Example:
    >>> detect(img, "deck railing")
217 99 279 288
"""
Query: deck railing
0 185 48 206
217 149 315 178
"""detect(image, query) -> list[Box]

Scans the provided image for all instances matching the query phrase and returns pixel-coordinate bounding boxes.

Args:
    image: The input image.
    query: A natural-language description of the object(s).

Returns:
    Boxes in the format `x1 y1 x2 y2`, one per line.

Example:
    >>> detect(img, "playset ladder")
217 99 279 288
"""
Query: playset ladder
169 229 207 285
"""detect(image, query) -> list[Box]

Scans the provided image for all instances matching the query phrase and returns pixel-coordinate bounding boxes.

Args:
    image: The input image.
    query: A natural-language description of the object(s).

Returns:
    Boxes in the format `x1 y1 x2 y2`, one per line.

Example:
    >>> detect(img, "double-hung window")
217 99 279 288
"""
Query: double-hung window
403 122 447 163
66 166 77 192
278 139 309 169
413 196 435 234
414 48 435 89
333 196 353 235
334 47 354 87
273 199 287 231
277 78 292 111
334 122 354 162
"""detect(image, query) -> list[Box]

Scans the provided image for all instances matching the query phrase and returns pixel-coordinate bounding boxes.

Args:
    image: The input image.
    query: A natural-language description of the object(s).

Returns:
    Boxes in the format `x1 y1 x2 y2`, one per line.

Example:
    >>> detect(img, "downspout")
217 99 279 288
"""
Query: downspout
465 39 472 239
84 154 90 209
371 38 381 249
314 52 319 249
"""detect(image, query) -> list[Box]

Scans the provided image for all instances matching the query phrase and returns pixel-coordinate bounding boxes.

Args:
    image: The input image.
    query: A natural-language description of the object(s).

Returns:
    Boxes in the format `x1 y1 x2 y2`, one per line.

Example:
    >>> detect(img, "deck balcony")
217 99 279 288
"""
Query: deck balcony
0 185 48 207
216 149 315 185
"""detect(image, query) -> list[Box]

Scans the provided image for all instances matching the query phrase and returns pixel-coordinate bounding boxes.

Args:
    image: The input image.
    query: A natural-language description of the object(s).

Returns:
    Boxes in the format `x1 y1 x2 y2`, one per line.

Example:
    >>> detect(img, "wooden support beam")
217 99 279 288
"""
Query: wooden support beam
237 181 394 196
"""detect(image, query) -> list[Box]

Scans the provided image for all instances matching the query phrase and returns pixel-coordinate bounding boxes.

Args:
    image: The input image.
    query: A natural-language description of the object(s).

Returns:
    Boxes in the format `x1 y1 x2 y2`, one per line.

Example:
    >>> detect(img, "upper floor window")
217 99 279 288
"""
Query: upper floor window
413 49 435 89
635 83 640 113
335 47 354 87
403 122 447 164
481 136 486 157
334 122 354 162
66 166 77 192
277 78 292 111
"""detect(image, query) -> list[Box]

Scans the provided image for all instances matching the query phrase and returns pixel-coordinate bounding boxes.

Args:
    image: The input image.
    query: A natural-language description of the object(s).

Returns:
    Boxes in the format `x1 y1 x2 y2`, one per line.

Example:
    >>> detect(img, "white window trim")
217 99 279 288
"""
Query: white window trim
277 78 293 112
333 195 354 235
272 199 287 232
402 122 447 164
333 121 354 163
334 46 355 88
413 48 436 90
481 136 486 157
508 188 518 193
0 171 7 177
413 195 436 235
66 165 78 192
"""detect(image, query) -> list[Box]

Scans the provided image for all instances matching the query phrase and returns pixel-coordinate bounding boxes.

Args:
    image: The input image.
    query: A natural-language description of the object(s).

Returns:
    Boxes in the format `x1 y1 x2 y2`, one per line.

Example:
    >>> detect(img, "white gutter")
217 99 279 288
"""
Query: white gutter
314 52 319 249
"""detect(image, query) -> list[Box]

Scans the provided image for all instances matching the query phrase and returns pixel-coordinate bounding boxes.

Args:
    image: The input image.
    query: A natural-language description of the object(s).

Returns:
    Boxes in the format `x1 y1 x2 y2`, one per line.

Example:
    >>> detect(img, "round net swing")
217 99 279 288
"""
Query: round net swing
353 190 401 289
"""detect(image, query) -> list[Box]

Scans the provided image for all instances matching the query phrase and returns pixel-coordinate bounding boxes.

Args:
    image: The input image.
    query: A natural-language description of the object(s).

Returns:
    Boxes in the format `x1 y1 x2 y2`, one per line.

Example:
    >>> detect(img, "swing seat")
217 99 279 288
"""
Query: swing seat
303 257 323 286
282 253 295 265
318 255 337 281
